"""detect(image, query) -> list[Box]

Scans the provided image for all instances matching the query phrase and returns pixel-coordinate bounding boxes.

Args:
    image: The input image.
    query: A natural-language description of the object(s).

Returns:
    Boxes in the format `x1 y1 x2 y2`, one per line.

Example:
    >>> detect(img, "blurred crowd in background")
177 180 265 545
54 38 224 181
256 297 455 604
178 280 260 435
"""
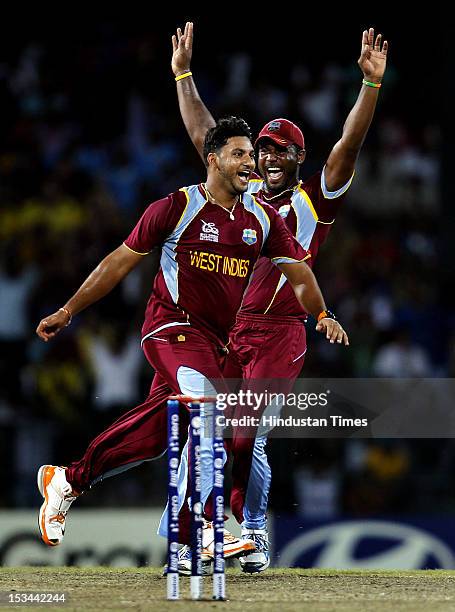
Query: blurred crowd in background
1 18 453 517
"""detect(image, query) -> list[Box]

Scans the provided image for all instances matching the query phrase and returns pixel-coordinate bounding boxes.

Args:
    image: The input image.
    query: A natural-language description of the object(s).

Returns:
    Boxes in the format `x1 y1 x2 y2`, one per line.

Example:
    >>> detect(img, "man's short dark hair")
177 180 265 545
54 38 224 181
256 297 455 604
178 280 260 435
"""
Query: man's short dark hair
203 116 252 166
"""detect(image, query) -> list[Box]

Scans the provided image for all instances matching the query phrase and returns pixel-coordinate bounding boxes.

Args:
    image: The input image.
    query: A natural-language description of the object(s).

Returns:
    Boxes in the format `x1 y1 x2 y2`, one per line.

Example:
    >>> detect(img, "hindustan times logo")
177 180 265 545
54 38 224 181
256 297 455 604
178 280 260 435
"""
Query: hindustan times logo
215 390 330 411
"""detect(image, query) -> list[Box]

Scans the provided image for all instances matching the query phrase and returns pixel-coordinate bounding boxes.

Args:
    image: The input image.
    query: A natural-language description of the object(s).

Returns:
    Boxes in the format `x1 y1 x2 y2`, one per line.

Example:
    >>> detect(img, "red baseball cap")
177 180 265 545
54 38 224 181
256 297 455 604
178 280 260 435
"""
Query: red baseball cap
255 118 305 150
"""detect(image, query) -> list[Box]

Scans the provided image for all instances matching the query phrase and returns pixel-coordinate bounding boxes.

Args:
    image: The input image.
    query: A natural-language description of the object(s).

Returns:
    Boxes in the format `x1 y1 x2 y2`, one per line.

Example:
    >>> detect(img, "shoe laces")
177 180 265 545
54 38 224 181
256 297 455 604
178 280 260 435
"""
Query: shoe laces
49 512 66 524
203 519 239 545
178 545 212 561
201 547 212 559
247 531 269 552
223 530 239 544
178 545 191 561
61 485 75 499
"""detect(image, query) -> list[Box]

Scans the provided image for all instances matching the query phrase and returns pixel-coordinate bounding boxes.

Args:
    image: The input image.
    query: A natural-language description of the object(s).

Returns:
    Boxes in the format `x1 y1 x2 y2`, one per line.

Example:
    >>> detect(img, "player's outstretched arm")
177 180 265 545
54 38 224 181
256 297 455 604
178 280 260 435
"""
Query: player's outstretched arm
36 245 144 342
278 261 349 345
324 27 388 191
171 22 216 161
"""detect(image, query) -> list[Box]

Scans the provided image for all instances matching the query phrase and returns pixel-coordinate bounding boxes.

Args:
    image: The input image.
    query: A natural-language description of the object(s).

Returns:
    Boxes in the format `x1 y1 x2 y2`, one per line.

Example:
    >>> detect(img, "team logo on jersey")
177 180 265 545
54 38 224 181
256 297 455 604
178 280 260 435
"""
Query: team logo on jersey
242 228 257 245
278 204 291 218
200 220 219 243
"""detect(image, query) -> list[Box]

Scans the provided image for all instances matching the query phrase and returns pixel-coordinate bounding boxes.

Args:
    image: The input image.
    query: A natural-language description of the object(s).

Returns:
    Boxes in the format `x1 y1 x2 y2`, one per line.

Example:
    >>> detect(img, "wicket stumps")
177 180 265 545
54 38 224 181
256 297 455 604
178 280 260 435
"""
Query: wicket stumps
166 396 226 601
166 399 180 600
212 399 226 600
189 401 202 599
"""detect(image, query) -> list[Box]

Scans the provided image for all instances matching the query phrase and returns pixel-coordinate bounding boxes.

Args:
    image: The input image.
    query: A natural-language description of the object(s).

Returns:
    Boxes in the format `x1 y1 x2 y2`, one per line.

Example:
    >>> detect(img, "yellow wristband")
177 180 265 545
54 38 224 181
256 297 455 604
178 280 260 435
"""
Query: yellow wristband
175 71 192 82
362 78 381 88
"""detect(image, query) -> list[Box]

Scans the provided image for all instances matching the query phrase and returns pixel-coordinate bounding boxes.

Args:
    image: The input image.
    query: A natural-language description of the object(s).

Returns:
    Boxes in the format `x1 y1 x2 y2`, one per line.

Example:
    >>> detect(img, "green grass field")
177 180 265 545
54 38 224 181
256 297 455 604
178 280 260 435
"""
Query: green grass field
1 567 455 611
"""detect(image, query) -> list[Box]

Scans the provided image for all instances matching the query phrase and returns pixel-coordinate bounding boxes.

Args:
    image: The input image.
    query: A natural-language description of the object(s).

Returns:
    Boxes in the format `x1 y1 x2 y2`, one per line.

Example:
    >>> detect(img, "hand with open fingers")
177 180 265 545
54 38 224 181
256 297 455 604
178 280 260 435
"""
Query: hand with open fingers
36 309 71 342
316 317 349 346
358 27 388 83
171 21 193 77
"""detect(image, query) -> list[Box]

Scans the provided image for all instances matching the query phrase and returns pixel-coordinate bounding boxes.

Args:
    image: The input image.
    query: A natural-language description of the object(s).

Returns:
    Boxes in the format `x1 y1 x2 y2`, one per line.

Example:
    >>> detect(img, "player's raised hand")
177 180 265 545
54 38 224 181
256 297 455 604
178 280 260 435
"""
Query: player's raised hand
171 21 193 77
36 309 71 342
316 318 349 346
358 27 388 83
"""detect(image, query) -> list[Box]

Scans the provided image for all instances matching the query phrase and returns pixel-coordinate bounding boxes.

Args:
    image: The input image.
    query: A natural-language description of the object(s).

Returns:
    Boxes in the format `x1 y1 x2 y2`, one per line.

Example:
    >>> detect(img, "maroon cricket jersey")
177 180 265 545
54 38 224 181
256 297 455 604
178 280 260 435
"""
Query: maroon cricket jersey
124 183 309 346
240 169 352 318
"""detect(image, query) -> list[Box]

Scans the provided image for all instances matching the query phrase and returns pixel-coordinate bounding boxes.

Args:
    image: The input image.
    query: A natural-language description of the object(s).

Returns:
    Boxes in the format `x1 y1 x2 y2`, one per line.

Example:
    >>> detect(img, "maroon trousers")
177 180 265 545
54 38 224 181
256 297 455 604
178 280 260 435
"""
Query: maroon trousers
66 327 227 492
65 372 171 492
65 316 306 531
65 327 229 543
